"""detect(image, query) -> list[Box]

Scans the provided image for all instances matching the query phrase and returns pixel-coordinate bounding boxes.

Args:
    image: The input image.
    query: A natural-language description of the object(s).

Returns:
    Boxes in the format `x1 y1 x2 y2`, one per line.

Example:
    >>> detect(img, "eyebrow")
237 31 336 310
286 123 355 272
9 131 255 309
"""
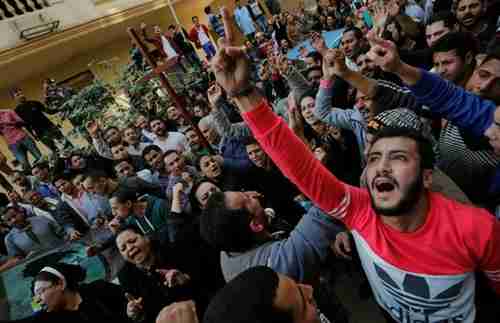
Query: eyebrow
368 149 409 156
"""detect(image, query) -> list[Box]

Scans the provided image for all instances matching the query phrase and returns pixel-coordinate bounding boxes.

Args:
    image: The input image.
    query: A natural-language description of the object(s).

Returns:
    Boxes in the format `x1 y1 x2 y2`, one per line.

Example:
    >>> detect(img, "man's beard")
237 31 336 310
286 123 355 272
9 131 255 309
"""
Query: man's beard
369 171 424 217
155 129 166 137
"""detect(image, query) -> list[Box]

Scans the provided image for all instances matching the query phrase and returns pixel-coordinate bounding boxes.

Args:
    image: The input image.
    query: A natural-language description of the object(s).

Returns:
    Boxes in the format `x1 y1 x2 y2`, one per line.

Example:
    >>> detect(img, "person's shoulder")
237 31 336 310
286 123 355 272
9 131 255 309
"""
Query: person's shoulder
429 192 495 227
29 216 50 224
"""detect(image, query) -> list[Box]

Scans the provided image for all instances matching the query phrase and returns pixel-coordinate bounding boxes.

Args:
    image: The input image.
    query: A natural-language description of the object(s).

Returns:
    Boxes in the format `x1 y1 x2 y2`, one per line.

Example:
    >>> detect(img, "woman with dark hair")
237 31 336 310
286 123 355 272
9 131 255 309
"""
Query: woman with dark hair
116 226 222 322
5 263 130 322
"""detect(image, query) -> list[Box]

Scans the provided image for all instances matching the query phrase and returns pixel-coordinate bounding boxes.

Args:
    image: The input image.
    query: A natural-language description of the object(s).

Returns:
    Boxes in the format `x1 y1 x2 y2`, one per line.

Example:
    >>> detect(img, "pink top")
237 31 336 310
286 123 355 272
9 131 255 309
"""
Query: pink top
0 110 27 145
243 100 500 322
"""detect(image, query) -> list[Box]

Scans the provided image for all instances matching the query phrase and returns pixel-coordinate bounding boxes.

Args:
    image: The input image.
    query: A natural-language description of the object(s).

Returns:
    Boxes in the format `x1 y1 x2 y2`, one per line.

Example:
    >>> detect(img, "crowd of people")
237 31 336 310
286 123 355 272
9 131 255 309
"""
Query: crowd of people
1 0 500 322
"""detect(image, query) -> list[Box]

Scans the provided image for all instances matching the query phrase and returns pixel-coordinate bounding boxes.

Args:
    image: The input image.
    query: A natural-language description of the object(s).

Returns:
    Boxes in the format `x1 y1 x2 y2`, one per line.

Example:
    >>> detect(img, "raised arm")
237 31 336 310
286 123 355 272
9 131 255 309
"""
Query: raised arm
314 50 364 130
270 206 344 284
207 84 252 138
140 23 156 44
211 8 367 220
367 33 495 137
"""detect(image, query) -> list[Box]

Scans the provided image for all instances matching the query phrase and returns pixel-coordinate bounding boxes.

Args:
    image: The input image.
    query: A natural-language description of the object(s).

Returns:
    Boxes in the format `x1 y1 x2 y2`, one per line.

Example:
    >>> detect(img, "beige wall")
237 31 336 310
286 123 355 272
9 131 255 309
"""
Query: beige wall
280 0 304 11
0 5 177 162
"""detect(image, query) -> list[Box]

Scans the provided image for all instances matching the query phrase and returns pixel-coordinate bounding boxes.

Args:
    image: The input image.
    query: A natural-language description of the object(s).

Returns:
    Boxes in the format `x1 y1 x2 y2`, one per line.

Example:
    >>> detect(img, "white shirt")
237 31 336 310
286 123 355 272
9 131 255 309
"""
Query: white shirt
142 129 157 142
345 57 360 72
161 35 178 58
153 131 188 152
128 142 151 156
136 169 158 185
197 27 211 46
249 1 263 16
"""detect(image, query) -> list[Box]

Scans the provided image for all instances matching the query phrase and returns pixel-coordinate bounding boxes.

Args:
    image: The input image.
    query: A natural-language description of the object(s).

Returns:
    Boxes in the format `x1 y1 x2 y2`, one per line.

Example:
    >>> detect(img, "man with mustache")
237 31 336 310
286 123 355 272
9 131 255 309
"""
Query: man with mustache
210 8 500 322
455 0 496 50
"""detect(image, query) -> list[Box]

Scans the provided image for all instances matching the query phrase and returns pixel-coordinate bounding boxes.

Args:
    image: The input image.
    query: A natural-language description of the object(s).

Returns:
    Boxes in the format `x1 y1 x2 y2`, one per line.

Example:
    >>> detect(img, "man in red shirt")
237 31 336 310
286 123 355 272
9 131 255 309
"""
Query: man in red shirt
188 16 216 60
208 9 500 323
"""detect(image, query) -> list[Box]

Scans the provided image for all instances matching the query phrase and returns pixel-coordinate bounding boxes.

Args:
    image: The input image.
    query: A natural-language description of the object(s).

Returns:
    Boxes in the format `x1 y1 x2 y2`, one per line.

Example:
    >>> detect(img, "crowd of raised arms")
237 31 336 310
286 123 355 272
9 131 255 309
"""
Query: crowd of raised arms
1 0 500 322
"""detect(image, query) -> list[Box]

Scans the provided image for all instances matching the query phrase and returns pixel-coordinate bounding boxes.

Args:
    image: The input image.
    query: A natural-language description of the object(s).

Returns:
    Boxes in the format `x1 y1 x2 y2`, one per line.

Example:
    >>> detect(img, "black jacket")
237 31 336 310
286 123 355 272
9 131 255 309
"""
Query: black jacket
15 101 57 137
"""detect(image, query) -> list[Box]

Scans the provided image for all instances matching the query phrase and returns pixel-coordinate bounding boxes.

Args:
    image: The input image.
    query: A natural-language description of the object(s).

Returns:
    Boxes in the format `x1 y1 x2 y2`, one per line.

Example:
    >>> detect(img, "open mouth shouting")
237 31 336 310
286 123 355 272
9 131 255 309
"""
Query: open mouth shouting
372 176 398 200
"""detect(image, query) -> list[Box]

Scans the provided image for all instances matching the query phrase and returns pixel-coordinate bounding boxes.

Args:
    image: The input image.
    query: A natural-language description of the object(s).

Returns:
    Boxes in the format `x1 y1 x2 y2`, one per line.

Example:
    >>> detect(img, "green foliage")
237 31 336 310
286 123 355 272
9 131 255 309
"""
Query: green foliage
59 79 115 132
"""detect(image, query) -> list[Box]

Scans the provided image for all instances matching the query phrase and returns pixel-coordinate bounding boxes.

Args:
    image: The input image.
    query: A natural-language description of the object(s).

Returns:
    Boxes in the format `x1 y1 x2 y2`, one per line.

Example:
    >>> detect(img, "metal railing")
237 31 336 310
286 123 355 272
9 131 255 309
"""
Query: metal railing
0 0 51 19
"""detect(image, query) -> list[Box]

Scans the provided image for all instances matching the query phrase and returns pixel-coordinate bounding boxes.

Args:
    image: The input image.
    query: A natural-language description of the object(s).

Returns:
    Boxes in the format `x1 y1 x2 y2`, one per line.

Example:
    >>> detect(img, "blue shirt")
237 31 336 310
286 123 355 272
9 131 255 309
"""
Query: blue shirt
234 6 256 35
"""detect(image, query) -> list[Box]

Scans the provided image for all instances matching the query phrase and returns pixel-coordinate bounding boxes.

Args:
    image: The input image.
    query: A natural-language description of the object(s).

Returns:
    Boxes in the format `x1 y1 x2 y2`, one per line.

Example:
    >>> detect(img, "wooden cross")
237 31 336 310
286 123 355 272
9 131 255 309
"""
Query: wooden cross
127 27 214 154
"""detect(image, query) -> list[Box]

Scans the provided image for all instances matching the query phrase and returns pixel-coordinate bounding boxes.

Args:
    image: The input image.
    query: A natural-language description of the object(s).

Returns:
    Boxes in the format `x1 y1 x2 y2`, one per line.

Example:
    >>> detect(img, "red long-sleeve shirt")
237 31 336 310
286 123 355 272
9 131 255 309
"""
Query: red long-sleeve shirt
243 100 500 323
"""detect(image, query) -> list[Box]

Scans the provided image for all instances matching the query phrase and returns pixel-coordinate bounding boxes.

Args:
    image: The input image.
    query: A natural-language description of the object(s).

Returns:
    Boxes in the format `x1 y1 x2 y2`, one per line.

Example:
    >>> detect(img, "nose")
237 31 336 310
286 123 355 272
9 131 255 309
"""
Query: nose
485 125 497 140
375 156 392 174
435 64 445 76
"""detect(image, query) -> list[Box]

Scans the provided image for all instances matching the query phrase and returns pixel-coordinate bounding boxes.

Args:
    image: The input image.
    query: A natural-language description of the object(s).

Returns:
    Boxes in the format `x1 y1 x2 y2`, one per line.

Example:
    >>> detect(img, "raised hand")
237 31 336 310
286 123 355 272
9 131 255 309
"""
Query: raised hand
207 84 223 108
140 22 147 29
269 53 290 75
322 49 348 79
366 31 401 73
156 300 199 323
126 293 144 319
68 230 83 241
287 97 304 136
156 269 191 288
211 7 251 97
331 231 352 260
86 120 100 138
372 3 388 29
108 216 122 234
311 32 328 55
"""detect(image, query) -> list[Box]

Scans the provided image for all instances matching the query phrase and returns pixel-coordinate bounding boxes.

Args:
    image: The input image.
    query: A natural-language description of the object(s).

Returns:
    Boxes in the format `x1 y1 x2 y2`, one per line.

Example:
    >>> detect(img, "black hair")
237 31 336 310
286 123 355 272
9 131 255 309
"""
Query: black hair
306 51 323 62
32 161 49 171
110 141 126 149
34 263 86 292
111 189 138 204
149 117 164 125
141 145 162 160
204 6 211 14
52 172 74 185
200 191 256 252
203 266 292 323
241 136 259 147
82 169 108 182
431 31 479 60
342 27 363 40
168 24 175 30
305 66 322 78
163 149 179 160
192 16 199 22
104 126 119 134
428 10 458 29
299 88 318 106
113 158 135 169
115 223 144 240
482 38 500 66
370 127 435 169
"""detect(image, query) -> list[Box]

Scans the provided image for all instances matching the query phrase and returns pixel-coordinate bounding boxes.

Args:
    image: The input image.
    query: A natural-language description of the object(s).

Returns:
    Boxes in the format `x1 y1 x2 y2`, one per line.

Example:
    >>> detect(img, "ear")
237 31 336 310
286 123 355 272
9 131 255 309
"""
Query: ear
249 218 265 233
125 201 133 209
465 51 474 66
422 168 433 190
